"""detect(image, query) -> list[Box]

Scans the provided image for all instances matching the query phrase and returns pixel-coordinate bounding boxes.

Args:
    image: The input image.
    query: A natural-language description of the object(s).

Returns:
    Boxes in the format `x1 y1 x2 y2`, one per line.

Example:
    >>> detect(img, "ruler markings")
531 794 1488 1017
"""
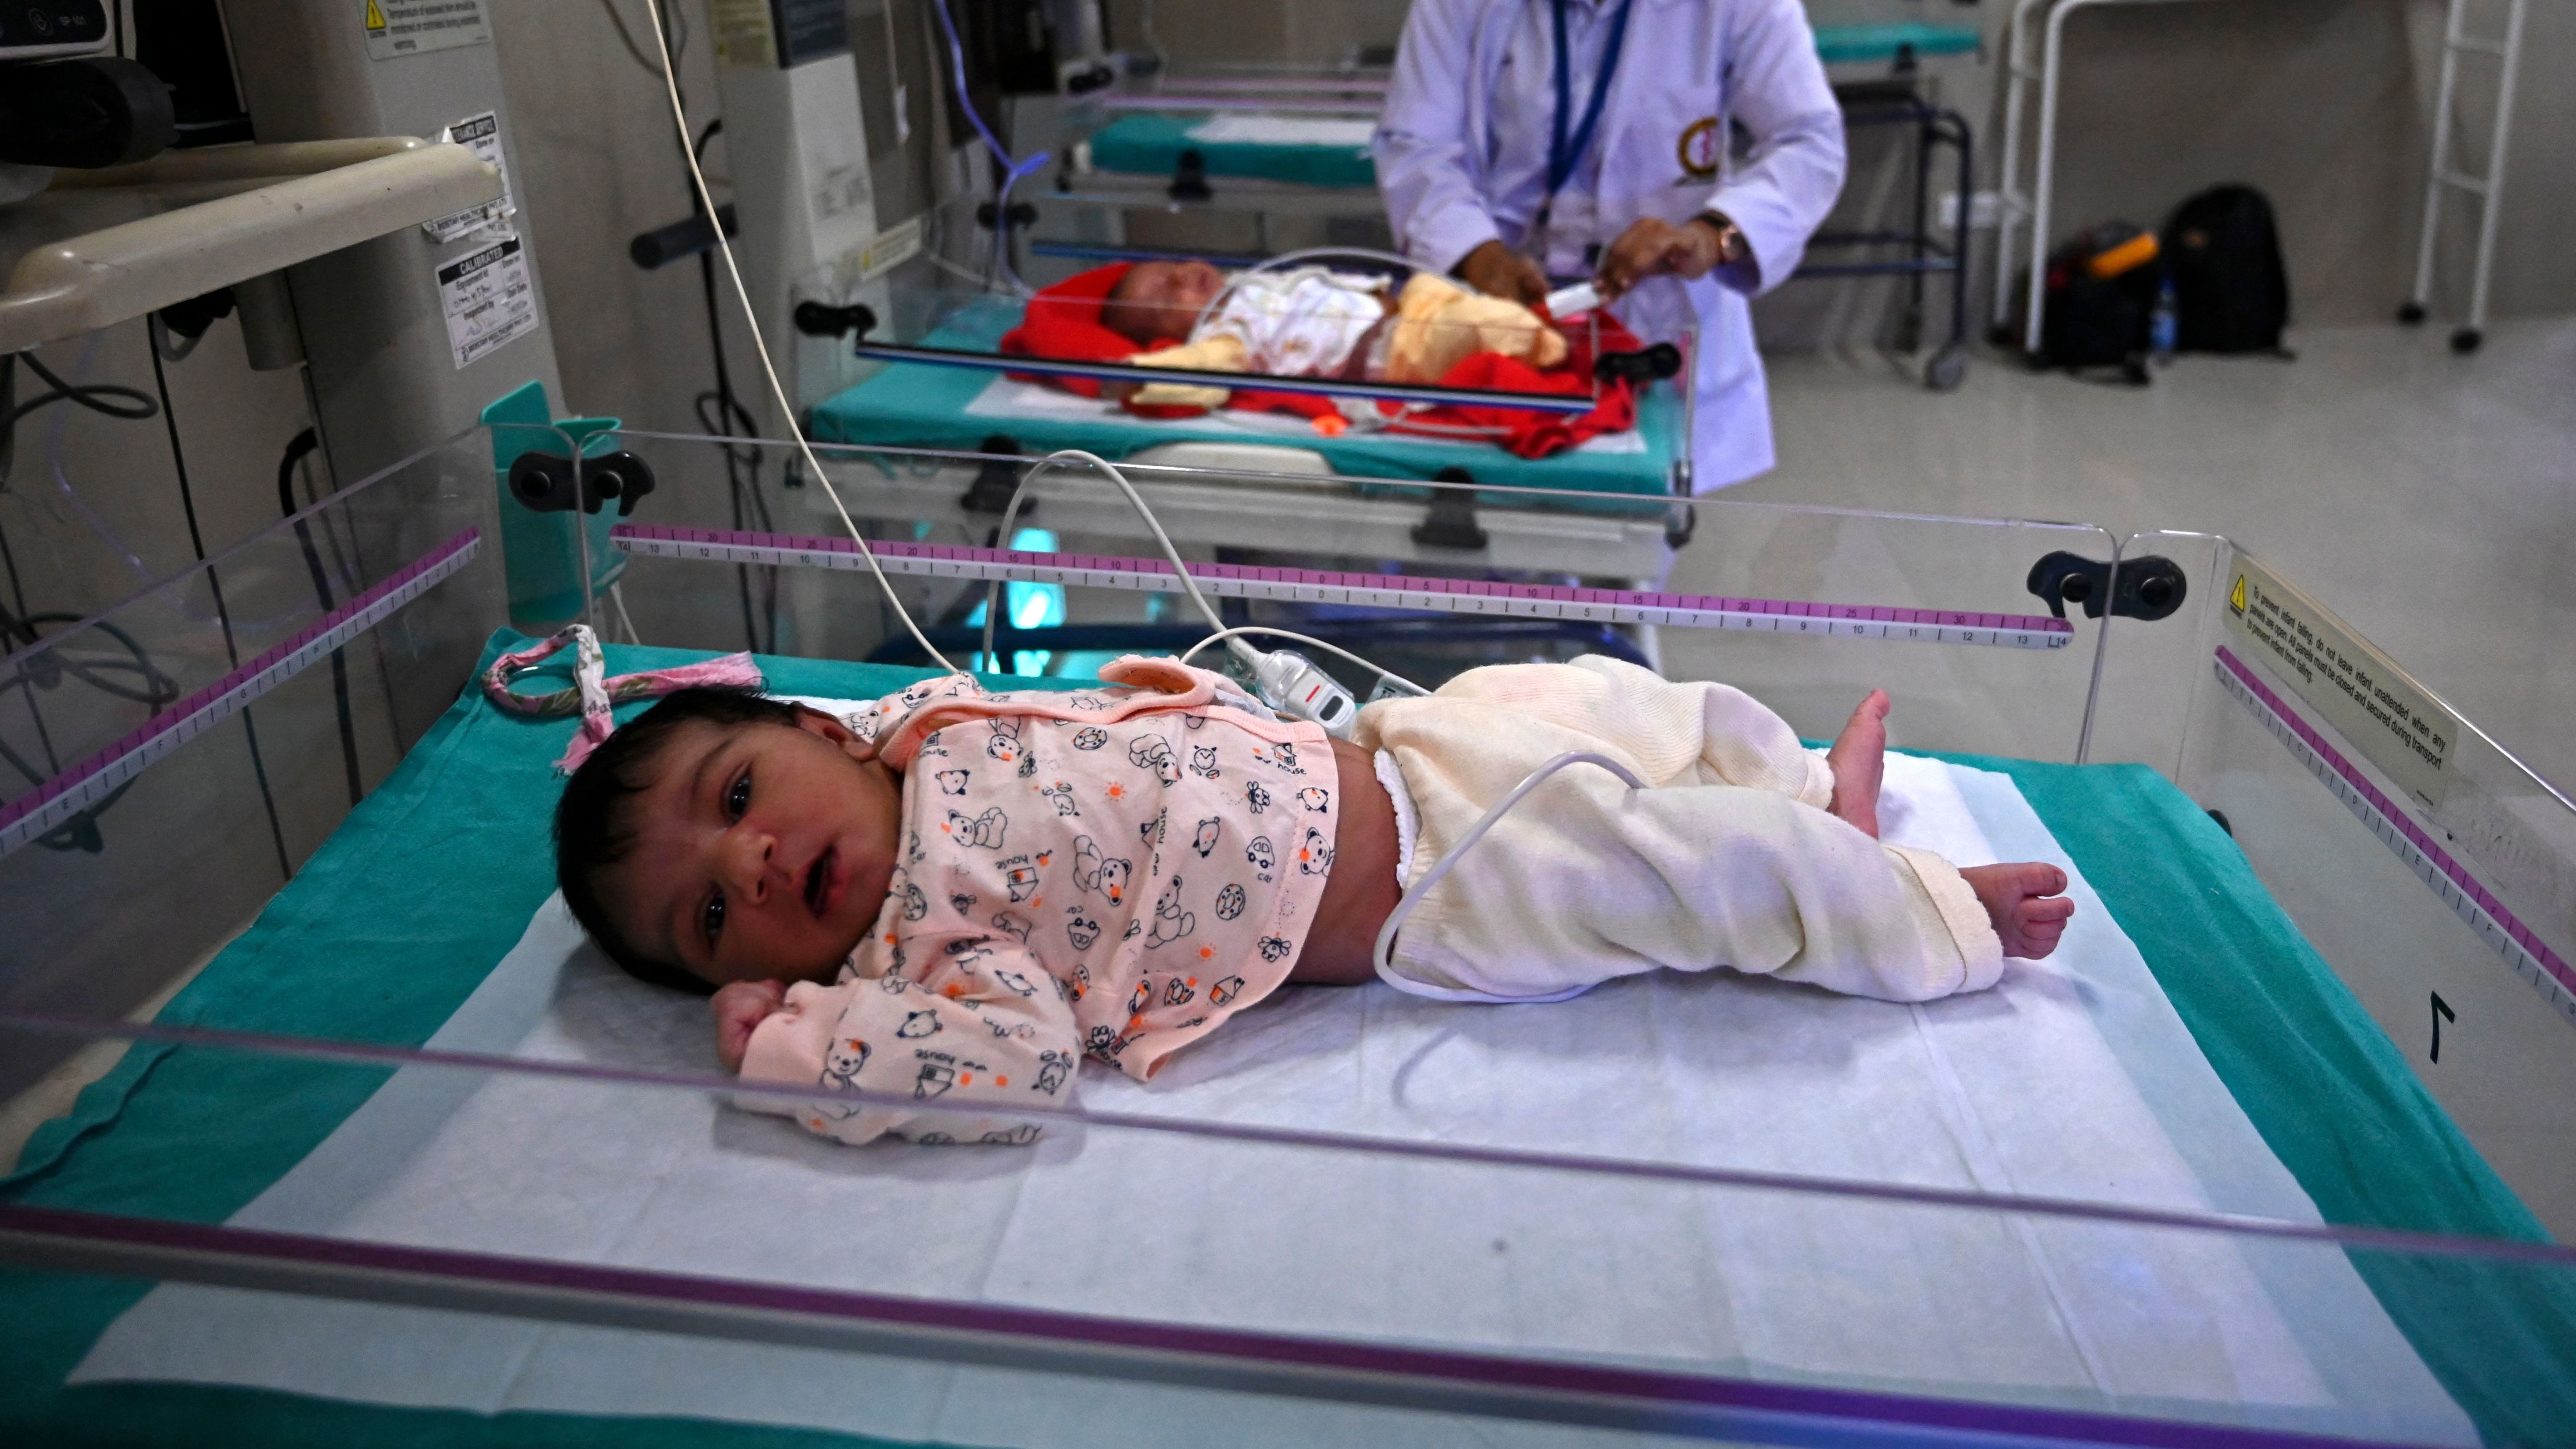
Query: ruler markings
0 531 483 860
2216 645 2576 1024
610 524 2075 652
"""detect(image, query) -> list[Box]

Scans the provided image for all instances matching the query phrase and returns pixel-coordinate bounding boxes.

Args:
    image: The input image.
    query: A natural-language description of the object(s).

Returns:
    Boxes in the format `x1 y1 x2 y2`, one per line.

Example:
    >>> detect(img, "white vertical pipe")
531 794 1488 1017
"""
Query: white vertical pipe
2024 0 2096 356
2464 0 2526 333
1991 0 2052 332
2408 0 2466 312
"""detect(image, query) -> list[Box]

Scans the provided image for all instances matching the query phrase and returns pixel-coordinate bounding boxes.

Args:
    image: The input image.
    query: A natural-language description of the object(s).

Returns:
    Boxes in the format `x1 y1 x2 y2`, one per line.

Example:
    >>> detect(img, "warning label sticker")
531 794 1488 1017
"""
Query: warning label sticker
436 233 538 369
856 216 924 282
423 111 515 242
364 0 490 59
708 0 777 67
2223 555 2457 808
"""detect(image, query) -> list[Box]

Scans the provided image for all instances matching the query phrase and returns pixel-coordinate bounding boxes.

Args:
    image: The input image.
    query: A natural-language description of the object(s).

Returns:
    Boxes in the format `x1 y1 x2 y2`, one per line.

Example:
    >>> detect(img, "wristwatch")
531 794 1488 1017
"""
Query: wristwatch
1694 212 1751 271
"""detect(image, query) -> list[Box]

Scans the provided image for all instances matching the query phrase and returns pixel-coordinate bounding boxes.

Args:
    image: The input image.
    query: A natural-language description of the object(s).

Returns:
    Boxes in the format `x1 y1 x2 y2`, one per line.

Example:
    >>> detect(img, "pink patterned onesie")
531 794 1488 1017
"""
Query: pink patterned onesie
737 658 1338 1145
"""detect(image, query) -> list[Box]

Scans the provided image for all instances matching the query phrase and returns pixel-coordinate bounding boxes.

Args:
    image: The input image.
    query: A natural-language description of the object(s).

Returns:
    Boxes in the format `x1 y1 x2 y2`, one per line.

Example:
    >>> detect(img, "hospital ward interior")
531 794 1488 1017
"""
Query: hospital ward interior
4 0 2575 1443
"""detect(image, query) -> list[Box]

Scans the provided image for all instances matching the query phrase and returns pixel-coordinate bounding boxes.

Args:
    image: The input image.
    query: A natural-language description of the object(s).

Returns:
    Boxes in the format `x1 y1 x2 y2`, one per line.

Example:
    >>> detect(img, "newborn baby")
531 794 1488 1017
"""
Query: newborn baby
1098 259 1571 407
553 656 2072 1146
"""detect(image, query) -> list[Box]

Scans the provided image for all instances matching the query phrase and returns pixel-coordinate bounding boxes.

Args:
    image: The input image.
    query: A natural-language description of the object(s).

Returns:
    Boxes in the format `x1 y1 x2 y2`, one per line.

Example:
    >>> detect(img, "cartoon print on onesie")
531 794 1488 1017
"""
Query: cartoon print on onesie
1210 975 1244 1005
986 717 1023 763
1146 875 1196 948
945 806 1007 849
999 856 1040 902
816 1035 870 1118
1214 882 1246 920
1246 836 1276 880
934 769 970 795
1297 786 1330 812
1127 734 1180 786
1072 727 1108 750
1066 912 1101 950
1244 781 1272 814
1033 1049 1074 1094
989 910 1033 942
1297 824 1334 875
1071 835 1132 905
1039 781 1079 816
1192 817 1221 857
1189 745 1221 779
1250 741 1303 774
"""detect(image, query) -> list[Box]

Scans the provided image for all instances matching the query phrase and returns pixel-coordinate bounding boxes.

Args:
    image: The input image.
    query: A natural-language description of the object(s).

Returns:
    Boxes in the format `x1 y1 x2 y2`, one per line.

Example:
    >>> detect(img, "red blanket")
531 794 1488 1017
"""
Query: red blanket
995 264 1644 459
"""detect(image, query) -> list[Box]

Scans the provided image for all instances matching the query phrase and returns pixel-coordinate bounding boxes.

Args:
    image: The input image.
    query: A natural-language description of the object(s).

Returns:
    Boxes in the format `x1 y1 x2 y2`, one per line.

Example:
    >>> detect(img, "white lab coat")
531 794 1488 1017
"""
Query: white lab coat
1374 0 1845 491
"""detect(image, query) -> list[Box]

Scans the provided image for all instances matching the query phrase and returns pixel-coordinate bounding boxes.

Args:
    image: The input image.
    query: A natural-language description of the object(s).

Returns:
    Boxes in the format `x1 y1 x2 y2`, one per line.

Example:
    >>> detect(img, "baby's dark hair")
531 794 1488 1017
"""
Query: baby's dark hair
553 685 805 995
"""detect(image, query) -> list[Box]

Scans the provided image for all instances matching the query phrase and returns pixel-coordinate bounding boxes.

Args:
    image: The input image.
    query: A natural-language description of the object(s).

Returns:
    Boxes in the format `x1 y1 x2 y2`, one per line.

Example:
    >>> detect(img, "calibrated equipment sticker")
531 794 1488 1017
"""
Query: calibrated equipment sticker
2223 554 2456 808
363 0 490 59
423 111 516 243
437 234 537 369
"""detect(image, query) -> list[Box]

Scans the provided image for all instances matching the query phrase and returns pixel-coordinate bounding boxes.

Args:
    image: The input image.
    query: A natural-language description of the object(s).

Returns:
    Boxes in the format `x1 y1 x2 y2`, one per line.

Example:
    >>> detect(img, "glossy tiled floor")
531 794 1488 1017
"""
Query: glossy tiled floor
1686 317 2576 792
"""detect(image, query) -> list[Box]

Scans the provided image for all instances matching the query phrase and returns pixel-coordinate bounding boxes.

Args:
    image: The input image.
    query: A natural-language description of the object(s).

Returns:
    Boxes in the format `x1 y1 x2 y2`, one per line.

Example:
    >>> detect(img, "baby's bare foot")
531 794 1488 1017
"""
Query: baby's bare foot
1961 862 2075 959
1827 689 1891 839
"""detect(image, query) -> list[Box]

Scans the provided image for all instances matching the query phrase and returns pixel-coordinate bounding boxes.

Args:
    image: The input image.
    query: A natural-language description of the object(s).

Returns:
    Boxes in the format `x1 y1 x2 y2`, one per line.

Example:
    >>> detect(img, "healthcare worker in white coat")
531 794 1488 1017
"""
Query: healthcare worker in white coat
1375 0 1845 491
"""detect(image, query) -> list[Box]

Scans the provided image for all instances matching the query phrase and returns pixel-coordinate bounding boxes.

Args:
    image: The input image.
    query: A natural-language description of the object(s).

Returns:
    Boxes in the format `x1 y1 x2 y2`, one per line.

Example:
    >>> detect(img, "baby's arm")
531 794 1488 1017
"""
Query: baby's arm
728 941 1081 1147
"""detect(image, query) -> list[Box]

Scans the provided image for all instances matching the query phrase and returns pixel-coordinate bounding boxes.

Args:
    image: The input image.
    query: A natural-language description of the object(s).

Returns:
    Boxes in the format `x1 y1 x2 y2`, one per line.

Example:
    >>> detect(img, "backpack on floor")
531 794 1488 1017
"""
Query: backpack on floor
2162 185 2291 355
2035 222 2159 380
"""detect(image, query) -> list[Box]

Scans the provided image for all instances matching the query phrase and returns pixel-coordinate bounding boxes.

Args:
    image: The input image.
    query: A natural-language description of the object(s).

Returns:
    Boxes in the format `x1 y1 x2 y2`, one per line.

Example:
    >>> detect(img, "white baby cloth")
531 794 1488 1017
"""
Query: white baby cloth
1358 656 2004 1005
1198 267 1388 377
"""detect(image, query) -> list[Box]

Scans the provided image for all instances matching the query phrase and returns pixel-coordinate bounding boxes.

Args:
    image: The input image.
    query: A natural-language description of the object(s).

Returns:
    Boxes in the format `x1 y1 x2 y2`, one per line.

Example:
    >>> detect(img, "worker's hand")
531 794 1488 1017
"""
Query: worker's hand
1596 216 1737 301
712 978 789 1073
1454 240 1547 309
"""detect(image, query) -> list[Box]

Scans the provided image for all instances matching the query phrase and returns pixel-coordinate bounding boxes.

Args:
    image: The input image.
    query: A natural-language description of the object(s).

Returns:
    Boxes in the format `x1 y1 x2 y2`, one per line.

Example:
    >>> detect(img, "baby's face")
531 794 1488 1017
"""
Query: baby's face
1104 260 1224 344
595 712 902 987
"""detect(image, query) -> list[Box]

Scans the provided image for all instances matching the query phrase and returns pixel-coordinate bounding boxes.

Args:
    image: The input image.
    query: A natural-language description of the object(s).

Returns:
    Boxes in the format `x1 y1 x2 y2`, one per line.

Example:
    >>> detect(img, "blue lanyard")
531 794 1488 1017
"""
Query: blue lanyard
1546 0 1636 205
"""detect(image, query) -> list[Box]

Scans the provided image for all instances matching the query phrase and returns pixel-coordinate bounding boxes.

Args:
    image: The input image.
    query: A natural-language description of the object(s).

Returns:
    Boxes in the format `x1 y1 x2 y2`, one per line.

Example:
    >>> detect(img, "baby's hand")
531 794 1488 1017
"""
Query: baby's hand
712 979 789 1073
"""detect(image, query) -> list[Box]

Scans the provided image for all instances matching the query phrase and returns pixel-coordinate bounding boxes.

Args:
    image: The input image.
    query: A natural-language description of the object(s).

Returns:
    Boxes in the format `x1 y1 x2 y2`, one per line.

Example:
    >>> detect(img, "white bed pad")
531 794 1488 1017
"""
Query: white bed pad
1184 115 1379 148
71 750 2474 1447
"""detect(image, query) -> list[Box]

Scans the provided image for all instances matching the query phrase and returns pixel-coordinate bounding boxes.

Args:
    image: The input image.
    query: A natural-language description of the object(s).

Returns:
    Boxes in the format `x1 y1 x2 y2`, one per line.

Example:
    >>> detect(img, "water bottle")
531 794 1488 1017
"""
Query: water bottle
2149 276 2179 364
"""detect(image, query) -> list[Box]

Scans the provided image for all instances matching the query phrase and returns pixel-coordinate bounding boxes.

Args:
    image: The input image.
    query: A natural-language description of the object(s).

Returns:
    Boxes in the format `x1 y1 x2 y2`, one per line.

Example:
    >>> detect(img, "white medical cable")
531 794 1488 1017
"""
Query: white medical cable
976 446 1231 669
1370 751 1644 985
1179 627 1426 697
639 0 961 677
